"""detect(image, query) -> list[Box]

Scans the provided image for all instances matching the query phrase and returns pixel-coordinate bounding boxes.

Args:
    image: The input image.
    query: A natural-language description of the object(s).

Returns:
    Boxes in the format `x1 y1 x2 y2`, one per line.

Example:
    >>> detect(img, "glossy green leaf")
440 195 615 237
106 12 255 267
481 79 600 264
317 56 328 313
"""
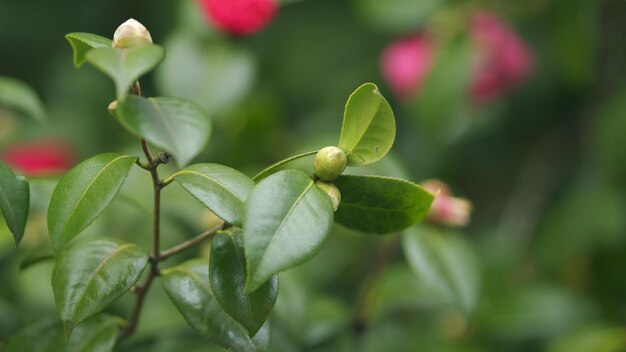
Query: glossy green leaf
85 45 164 100
333 175 433 234
172 163 254 226
52 237 148 333
244 169 334 292
162 259 270 352
0 76 46 123
0 161 30 245
48 153 137 252
338 83 395 166
402 226 480 314
65 33 113 68
4 315 119 352
111 95 210 167
210 230 278 336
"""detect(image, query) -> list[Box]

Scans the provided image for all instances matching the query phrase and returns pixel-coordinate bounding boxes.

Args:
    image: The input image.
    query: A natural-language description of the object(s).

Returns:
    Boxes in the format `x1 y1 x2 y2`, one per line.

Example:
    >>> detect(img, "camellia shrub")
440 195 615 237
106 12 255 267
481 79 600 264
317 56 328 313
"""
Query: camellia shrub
0 19 437 351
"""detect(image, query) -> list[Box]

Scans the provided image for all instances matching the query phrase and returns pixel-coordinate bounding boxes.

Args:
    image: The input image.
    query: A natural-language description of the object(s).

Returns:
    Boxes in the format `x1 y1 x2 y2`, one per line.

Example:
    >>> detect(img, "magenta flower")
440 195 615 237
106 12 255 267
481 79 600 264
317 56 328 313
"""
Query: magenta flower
1 138 75 177
198 0 279 35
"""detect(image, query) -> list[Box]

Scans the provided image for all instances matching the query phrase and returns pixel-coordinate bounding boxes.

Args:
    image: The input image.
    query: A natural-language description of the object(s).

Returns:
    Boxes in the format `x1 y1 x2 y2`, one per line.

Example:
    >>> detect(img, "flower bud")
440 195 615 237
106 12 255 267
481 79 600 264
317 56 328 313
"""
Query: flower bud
313 146 347 182
315 181 341 211
112 19 153 49
421 179 472 228
107 100 118 114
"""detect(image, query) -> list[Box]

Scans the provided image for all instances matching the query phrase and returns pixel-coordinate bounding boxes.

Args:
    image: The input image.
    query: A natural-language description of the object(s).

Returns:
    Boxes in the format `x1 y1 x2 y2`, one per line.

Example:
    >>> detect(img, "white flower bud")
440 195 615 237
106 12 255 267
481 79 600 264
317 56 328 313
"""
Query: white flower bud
112 19 153 49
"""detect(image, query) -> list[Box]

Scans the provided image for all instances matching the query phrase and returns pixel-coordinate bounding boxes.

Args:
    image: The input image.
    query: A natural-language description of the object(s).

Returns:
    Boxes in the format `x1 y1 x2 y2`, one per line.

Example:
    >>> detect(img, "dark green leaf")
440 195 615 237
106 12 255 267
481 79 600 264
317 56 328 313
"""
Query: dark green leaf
0 76 46 123
65 33 113 68
334 175 433 234
210 231 278 336
48 153 137 252
338 83 395 166
0 161 30 245
52 237 148 333
172 163 254 226
402 226 480 313
162 259 269 352
65 314 119 352
85 45 164 100
244 169 334 292
4 315 119 352
111 95 210 167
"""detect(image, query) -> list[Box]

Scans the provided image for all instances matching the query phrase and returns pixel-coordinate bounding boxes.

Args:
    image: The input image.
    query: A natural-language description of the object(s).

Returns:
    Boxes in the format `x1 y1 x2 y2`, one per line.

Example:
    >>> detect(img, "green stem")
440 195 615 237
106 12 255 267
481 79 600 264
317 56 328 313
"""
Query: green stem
252 150 319 182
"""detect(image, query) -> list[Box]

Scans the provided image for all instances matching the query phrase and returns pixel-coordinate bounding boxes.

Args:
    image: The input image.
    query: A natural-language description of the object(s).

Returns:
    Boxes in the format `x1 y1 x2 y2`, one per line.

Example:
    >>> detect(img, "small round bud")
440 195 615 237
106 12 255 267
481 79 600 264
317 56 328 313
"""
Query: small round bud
313 146 347 181
112 19 153 49
315 181 341 211
107 100 118 114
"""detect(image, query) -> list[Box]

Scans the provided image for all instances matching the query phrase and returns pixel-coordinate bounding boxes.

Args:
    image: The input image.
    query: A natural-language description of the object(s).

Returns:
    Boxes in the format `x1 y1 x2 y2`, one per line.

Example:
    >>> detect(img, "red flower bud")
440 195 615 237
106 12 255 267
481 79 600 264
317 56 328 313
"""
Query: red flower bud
198 0 279 35
1 139 75 177
421 179 472 228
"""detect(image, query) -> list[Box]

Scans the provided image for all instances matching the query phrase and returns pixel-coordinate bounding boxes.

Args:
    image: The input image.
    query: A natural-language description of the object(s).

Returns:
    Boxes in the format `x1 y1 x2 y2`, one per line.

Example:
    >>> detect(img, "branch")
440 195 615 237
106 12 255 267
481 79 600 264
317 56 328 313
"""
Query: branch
159 222 227 261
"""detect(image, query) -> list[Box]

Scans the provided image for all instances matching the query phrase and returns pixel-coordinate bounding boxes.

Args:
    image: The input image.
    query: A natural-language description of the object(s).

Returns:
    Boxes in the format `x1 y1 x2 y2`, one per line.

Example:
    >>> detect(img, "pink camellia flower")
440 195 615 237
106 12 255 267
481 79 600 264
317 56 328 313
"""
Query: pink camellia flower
198 0 278 35
421 179 472 228
1 139 75 177
380 34 434 101
469 11 533 102
380 11 532 103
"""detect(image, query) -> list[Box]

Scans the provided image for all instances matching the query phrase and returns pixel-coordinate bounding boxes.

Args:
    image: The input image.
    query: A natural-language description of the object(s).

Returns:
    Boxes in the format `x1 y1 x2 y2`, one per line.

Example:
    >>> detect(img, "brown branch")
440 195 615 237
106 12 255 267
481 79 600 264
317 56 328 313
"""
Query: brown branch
159 222 227 261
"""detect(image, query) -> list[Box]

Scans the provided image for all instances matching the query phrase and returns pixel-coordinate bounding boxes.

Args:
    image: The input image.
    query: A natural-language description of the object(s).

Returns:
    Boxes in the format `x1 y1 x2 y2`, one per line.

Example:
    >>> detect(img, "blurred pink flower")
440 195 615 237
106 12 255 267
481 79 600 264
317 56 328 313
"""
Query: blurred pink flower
469 11 533 102
380 34 434 100
380 11 532 103
422 179 472 228
198 0 278 35
1 138 75 177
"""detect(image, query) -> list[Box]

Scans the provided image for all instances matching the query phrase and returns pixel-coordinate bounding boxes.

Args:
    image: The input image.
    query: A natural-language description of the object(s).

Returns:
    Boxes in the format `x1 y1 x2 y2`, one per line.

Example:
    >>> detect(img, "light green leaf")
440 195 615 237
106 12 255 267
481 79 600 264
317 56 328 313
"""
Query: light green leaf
111 95 210 167
402 226 480 314
172 163 254 226
244 169 334 292
85 45 164 100
65 33 113 68
0 76 46 123
47 153 137 252
52 237 148 333
333 175 433 234
0 161 30 245
338 83 395 166
210 230 278 336
162 259 269 352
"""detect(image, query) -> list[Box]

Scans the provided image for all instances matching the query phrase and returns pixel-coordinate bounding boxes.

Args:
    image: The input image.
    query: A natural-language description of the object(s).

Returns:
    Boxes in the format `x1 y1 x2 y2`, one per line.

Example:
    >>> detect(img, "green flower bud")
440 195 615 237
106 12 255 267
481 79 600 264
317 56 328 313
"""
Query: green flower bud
313 146 347 181
315 181 341 211
107 100 118 115
112 19 153 49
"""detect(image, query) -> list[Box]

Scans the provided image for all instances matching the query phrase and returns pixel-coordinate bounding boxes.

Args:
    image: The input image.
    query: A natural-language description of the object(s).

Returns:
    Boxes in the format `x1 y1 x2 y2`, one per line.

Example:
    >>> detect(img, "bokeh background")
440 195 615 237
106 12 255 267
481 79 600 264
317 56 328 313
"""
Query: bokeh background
2 0 626 351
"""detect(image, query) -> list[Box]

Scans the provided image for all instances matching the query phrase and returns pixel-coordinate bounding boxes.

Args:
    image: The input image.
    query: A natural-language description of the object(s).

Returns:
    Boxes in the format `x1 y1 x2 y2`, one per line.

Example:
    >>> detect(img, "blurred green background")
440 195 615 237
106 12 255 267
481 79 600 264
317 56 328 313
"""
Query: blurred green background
2 0 626 351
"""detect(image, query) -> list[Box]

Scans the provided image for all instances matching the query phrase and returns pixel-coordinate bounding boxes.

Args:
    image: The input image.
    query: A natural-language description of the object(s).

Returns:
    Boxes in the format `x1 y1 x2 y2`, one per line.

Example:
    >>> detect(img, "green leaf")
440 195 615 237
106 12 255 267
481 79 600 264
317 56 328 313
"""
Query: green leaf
0 76 46 123
65 314 119 352
210 230 278 336
47 153 137 252
4 315 119 352
162 259 269 352
338 83 396 166
333 175 433 234
402 226 480 314
354 0 442 34
65 33 113 68
85 45 164 101
0 161 30 245
244 169 334 292
52 237 148 333
172 164 254 226
111 95 210 168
